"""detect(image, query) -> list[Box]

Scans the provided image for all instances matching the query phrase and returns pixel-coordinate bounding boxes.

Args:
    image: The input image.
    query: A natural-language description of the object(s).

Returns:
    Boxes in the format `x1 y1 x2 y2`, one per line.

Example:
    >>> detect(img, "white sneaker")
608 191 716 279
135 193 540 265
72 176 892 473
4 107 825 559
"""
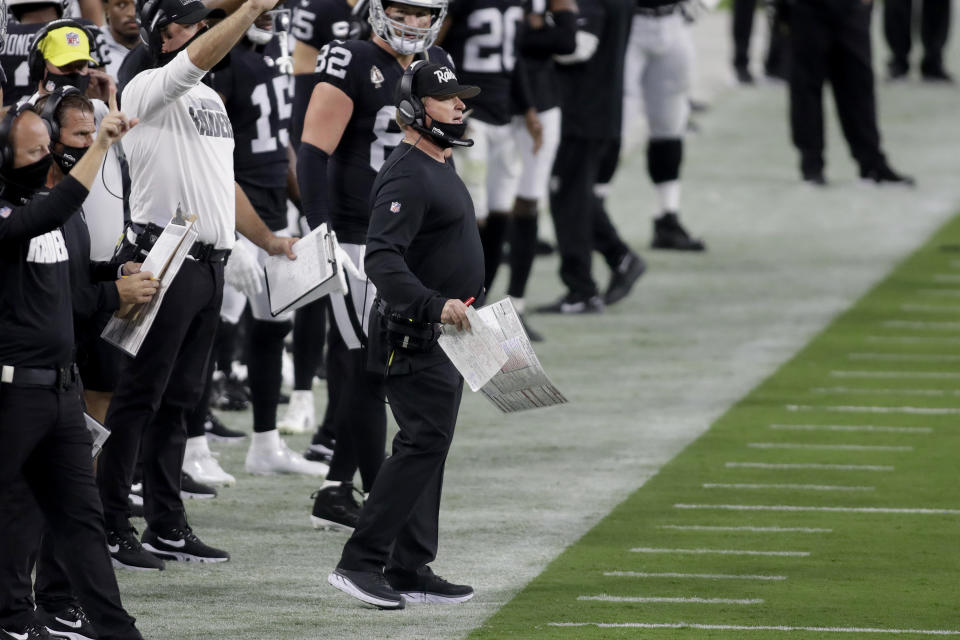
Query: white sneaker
245 429 329 476
277 390 315 435
183 436 236 486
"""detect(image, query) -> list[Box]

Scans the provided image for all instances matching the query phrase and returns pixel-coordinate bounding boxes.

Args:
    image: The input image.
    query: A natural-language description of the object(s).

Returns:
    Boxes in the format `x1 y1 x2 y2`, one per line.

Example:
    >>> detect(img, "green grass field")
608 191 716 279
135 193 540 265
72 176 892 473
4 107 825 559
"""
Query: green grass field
472 216 960 638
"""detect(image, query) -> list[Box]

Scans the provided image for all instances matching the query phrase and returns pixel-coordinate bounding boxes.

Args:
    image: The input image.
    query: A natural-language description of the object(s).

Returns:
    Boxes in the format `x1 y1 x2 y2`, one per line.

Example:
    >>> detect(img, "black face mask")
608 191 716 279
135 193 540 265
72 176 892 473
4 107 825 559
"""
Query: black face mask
1 155 54 202
424 119 472 148
43 71 91 94
52 143 88 173
157 25 209 66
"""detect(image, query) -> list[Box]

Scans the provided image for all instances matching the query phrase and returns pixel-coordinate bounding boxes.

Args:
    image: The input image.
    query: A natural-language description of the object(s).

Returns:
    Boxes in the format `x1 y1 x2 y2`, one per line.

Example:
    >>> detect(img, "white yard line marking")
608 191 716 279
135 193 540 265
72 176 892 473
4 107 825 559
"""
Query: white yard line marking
932 274 960 283
547 622 960 635
603 571 788 581
787 404 960 415
747 442 912 452
830 370 960 379
812 386 958 398
578 595 763 604
849 352 960 362
703 483 874 492
919 288 960 297
950 260 960 269
866 335 960 345
770 423 932 434
658 524 832 533
900 304 960 313
882 320 960 330
675 504 960 515
726 462 894 471
630 547 809 557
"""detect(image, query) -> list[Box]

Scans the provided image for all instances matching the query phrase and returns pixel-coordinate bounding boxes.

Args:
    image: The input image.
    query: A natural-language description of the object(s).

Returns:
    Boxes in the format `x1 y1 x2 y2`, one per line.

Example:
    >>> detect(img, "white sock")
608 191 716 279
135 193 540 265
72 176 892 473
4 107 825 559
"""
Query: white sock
656 180 681 213
250 428 280 450
185 435 210 456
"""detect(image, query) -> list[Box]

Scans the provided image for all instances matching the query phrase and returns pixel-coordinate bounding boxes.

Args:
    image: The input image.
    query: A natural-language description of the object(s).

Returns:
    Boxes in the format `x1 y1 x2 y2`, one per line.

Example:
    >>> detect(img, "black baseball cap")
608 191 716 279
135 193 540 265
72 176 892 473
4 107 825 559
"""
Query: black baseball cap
153 0 226 27
412 62 480 100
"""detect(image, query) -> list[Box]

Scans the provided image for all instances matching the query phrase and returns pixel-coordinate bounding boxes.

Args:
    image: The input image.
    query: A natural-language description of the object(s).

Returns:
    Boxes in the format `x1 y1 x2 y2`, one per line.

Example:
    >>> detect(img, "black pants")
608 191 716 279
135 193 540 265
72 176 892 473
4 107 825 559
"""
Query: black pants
339 360 462 573
98 259 224 532
788 0 885 176
0 384 140 639
549 137 631 301
733 0 757 69
884 0 951 72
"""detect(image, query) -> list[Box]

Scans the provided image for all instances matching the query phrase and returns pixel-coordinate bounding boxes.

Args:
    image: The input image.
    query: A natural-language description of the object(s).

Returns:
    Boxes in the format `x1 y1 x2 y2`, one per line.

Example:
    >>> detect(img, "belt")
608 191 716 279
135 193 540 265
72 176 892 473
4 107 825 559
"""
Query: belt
188 243 231 263
0 364 79 390
635 2 679 16
129 222 231 264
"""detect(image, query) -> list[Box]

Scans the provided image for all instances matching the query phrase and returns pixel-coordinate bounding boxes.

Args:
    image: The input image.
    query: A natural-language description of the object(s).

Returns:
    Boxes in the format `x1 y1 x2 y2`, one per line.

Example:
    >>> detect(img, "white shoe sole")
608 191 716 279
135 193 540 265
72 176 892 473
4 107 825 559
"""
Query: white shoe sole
277 422 310 435
180 490 216 500
141 543 229 563
327 572 404 609
43 627 96 640
400 591 475 604
205 432 246 444
310 515 354 532
110 557 162 572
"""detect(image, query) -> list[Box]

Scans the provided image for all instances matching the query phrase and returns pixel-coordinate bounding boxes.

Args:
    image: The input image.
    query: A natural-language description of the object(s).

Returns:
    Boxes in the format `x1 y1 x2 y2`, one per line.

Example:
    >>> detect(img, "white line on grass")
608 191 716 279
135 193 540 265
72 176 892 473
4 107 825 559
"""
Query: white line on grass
603 571 788 581
703 483 875 492
882 320 960 330
812 386 959 398
787 404 960 415
933 274 960 283
849 352 960 362
578 595 764 604
747 442 912 452
726 462 894 471
830 370 960 379
866 335 960 344
658 524 832 533
900 304 960 313
547 622 960 635
674 504 960 515
770 424 932 434
630 547 810 557
919 288 960 297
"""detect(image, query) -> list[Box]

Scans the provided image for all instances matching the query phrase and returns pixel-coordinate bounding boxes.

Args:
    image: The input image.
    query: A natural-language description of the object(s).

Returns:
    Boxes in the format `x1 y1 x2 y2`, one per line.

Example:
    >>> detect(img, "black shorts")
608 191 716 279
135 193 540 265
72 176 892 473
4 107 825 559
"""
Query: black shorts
76 310 122 393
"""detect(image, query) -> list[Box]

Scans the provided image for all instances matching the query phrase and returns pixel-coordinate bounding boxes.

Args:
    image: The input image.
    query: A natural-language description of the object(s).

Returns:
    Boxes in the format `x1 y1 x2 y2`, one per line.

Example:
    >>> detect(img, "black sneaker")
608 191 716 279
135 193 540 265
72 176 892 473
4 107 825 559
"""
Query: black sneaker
141 525 230 563
518 313 544 342
651 212 706 251
921 66 953 83
1 623 50 639
604 251 646 306
536 294 604 315
887 60 909 81
180 472 217 500
36 605 97 640
386 568 475 604
106 527 165 571
802 170 827 187
304 431 336 463
734 66 754 85
212 376 249 411
203 412 246 442
310 484 362 531
860 164 916 187
328 568 404 609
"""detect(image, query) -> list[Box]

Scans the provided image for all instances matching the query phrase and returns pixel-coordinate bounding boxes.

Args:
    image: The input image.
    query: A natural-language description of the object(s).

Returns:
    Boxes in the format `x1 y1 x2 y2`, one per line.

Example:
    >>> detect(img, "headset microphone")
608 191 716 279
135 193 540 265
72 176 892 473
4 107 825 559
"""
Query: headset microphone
412 122 474 148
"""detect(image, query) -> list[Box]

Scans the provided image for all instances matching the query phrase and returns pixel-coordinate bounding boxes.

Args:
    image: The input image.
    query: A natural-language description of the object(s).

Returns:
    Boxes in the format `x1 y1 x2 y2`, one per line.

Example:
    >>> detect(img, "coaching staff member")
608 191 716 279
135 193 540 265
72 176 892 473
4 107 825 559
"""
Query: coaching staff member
328 60 481 610
0 100 143 640
96 0 296 570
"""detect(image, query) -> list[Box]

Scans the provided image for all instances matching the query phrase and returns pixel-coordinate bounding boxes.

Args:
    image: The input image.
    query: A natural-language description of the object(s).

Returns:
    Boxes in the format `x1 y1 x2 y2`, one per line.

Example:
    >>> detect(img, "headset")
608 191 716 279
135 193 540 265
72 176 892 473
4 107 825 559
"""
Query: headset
38 86 83 143
27 19 100 87
395 60 472 148
138 0 164 53
0 103 37 172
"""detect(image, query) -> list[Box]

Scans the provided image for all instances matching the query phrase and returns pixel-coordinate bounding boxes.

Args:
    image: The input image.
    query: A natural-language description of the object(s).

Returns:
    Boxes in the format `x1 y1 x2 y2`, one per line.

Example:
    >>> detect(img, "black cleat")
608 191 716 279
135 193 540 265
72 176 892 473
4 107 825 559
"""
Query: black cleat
386 567 475 604
328 568 405 609
518 313 544 342
107 527 165 571
734 66 754 85
887 60 909 81
304 431 336 463
310 484 362 531
212 375 249 411
802 170 828 187
36 605 97 640
536 294 604 315
860 164 915 187
180 472 217 500
203 412 246 442
141 525 229 563
1 623 51 639
604 251 646 306
651 212 706 251
921 66 953 83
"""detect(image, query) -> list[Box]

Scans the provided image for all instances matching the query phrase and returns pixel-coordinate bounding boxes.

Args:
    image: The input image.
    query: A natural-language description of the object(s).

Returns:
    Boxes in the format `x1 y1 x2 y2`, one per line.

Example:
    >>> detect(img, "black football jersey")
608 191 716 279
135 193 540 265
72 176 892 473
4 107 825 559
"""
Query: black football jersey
210 39 292 191
291 0 353 50
315 39 452 244
0 21 44 107
443 0 525 125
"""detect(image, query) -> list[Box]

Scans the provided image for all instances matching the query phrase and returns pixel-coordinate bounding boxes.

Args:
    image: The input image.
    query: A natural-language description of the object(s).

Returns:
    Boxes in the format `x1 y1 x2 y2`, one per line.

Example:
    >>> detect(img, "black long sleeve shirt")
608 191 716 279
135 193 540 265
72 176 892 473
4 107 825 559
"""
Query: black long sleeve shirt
63 207 121 325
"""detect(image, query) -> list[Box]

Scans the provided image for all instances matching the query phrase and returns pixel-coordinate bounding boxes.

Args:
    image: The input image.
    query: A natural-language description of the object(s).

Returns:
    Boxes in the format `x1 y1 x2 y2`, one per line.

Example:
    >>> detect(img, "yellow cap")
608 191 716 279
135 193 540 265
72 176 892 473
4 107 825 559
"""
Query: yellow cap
37 26 96 68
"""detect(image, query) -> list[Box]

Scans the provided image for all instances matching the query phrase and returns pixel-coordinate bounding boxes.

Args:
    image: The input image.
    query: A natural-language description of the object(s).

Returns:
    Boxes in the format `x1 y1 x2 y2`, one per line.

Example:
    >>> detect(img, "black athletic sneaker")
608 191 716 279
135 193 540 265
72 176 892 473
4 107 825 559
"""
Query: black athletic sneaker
141 525 230 563
536 294 604 315
36 605 97 640
203 412 246 442
860 164 916 187
604 251 646 306
180 472 217 500
106 527 165 571
386 568 475 604
310 484 362 531
1 623 50 639
304 431 336 463
651 212 706 251
328 568 404 609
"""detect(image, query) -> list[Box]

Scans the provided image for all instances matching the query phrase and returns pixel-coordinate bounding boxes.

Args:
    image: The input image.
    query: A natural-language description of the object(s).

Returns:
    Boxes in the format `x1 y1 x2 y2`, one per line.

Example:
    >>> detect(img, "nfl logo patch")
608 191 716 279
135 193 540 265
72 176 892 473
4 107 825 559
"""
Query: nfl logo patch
66 31 81 46
0 207 11 219
390 201 401 213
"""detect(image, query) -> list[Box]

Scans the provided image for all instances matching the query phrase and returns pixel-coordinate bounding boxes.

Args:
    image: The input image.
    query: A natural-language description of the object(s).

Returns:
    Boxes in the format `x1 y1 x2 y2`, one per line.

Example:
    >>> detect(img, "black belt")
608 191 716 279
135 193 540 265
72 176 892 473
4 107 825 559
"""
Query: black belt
635 2 679 16
128 222 231 264
188 243 231 263
0 364 79 390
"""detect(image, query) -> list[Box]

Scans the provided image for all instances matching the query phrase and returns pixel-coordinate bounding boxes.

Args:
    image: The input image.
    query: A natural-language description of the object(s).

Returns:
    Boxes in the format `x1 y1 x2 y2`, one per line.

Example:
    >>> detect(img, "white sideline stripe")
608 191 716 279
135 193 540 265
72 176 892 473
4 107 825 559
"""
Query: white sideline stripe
933 274 960 282
604 571 788 581
787 404 960 415
849 352 960 362
658 524 832 533
578 595 763 605
703 483 874 492
830 370 960 379
547 622 960 635
900 304 960 314
674 504 960 515
630 547 810 557
882 320 960 330
866 335 960 344
951 260 960 269
919 288 960 297
812 386 960 398
770 423 932 434
747 442 912 452
726 462 894 471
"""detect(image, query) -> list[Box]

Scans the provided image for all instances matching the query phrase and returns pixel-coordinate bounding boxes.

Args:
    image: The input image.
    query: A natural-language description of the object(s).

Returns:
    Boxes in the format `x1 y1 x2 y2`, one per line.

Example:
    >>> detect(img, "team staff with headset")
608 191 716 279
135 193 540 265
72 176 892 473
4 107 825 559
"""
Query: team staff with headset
0 94 144 640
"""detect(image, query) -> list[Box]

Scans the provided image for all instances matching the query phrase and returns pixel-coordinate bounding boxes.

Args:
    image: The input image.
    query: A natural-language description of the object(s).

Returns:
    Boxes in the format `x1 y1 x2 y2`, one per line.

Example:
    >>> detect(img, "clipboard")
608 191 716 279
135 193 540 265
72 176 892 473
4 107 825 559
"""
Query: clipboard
264 223 349 316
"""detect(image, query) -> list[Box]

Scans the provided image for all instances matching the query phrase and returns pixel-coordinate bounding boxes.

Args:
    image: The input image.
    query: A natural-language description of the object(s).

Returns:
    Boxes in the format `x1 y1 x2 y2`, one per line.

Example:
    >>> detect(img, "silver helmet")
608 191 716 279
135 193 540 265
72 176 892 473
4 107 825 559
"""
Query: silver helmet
368 0 447 55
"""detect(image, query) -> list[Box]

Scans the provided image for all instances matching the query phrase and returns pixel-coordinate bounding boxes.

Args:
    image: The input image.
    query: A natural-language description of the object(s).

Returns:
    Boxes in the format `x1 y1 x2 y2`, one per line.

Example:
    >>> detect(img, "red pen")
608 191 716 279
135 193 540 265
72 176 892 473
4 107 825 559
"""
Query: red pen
464 297 475 307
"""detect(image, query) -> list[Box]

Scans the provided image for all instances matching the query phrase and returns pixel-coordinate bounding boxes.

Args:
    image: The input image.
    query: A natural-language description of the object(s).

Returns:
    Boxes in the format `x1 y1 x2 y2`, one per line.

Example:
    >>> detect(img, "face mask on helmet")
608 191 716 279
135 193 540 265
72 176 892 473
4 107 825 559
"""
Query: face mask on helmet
368 0 447 55
245 23 274 45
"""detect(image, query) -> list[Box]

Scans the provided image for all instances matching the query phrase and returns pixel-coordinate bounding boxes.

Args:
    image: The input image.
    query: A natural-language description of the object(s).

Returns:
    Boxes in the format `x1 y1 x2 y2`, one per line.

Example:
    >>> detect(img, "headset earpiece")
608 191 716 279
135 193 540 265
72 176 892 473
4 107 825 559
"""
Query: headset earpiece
396 60 425 127
0 103 35 172
38 86 81 143
28 19 99 88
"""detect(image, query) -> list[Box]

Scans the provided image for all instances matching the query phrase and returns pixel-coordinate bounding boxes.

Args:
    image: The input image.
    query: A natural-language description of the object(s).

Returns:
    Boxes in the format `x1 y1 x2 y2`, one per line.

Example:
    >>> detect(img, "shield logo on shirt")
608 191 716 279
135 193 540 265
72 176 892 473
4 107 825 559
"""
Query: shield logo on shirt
0 207 11 219
390 201 401 213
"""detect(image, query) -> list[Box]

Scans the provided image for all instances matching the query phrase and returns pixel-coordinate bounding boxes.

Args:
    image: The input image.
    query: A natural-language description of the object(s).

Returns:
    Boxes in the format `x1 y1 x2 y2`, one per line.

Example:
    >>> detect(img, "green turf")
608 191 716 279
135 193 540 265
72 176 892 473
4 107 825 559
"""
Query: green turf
469 215 960 638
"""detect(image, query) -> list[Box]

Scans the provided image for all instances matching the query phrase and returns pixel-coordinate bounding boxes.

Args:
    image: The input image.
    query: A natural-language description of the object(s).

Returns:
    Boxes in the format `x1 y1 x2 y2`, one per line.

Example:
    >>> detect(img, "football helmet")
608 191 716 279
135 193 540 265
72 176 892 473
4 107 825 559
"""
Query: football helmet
368 0 447 55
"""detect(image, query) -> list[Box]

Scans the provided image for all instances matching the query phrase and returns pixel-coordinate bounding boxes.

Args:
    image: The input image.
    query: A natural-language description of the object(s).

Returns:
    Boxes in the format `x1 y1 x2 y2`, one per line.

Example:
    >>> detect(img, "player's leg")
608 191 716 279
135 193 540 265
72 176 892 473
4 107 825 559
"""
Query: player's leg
788 0 830 183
